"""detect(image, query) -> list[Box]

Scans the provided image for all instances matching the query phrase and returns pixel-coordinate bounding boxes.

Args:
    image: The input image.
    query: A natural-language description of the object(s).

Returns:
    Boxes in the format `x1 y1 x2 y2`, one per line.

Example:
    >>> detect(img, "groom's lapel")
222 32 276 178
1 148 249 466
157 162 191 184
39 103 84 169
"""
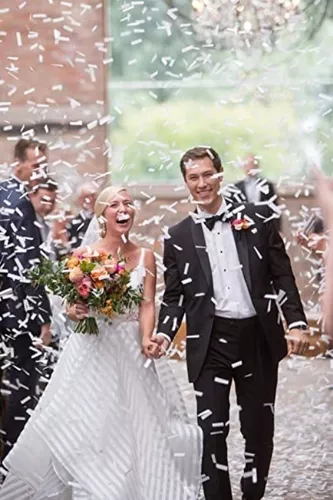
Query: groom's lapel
229 206 252 293
190 217 213 289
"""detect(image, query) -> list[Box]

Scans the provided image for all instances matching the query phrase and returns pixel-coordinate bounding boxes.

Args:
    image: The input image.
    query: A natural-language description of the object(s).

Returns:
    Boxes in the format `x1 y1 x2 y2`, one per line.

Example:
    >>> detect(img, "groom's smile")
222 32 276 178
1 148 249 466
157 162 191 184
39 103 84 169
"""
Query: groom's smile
184 155 224 214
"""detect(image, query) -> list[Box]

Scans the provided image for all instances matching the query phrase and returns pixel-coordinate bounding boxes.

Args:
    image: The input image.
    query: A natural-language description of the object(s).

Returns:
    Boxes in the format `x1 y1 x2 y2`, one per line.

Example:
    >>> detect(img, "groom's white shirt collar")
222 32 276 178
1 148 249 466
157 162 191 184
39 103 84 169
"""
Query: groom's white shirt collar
196 198 226 220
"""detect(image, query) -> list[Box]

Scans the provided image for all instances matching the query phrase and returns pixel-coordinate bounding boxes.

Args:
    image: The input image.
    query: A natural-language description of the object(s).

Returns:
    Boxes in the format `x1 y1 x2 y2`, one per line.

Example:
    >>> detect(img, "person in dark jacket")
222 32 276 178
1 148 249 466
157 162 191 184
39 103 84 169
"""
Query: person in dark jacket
156 146 309 500
67 183 98 249
235 154 281 231
0 139 48 452
0 175 56 460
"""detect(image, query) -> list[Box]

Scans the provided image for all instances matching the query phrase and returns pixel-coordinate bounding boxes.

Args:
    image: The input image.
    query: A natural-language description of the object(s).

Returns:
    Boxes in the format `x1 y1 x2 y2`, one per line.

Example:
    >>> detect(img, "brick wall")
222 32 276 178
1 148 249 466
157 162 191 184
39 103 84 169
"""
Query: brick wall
0 0 109 179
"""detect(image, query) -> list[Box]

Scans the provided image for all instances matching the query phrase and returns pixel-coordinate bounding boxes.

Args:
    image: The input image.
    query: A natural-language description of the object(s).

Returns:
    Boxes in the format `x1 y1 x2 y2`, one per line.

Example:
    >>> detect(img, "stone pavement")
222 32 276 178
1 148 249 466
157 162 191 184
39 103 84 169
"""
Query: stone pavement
169 357 333 500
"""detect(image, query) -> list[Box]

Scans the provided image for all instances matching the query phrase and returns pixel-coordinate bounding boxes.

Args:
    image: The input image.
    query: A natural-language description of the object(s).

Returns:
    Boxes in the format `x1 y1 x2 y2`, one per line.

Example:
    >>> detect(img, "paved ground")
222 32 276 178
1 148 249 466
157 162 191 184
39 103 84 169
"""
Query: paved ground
169 357 333 500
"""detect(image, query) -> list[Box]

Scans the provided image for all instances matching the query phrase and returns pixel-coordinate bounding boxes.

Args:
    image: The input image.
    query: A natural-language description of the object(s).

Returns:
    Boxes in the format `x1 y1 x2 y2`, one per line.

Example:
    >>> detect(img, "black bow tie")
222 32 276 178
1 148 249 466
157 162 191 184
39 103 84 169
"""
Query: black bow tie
204 213 227 231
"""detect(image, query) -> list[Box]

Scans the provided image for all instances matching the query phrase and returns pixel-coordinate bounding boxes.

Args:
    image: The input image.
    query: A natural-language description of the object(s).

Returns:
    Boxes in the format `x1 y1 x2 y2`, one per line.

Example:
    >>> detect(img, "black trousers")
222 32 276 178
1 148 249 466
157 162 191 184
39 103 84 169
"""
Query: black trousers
1 330 40 461
194 316 278 500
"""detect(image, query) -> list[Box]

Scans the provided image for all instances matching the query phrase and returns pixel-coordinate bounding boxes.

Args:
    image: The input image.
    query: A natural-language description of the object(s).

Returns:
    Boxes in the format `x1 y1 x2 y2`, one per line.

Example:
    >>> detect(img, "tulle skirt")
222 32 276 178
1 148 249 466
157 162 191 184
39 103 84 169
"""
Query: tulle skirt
0 316 202 500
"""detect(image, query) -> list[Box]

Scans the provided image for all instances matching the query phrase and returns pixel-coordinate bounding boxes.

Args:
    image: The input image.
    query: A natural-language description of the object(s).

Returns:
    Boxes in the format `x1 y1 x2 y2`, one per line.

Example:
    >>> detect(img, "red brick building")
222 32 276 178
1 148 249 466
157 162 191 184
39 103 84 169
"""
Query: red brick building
0 0 109 187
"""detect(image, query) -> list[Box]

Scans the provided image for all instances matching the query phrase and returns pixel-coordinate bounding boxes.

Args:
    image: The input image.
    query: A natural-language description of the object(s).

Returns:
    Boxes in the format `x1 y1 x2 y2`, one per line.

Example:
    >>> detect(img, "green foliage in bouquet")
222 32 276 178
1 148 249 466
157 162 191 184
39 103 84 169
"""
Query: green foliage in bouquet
30 252 143 335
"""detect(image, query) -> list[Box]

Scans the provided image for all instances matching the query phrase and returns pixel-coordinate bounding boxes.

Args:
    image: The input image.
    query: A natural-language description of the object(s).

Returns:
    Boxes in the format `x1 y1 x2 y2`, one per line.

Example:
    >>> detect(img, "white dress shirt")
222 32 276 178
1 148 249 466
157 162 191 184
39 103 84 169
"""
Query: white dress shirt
244 176 261 203
198 201 257 319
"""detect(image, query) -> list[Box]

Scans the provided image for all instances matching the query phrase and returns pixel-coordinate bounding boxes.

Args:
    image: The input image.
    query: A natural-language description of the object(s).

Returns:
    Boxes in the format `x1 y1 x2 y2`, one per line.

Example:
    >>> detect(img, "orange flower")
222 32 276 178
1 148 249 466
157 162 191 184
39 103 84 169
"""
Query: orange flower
100 299 114 318
95 280 105 289
67 256 80 269
68 267 84 283
91 266 109 282
98 249 109 262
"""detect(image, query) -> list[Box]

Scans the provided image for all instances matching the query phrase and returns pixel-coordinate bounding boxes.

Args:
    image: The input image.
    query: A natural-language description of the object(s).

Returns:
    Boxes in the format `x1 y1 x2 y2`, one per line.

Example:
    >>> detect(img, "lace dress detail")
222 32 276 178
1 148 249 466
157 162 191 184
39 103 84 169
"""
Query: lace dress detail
0 249 202 500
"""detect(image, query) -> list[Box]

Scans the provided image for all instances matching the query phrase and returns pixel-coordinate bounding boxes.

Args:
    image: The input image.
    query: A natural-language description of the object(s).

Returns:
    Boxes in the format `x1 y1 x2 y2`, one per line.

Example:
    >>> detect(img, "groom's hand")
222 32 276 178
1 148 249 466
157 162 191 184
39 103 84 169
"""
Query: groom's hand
142 337 161 359
153 335 171 358
286 328 310 356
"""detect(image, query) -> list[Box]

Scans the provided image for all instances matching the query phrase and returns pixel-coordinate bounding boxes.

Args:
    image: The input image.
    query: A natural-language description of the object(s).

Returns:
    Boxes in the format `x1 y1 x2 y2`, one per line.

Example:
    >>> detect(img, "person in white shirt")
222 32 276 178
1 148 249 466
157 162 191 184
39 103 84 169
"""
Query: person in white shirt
156 146 309 500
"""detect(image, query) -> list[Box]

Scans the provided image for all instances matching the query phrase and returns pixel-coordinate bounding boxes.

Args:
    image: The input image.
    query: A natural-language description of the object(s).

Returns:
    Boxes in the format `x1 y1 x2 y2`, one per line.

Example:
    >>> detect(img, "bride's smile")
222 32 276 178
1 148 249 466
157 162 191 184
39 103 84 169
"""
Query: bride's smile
103 191 135 234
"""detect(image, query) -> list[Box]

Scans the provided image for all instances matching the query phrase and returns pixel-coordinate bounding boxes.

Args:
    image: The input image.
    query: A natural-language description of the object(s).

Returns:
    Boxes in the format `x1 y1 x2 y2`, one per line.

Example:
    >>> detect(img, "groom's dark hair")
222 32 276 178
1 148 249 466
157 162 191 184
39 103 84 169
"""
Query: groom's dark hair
180 146 222 178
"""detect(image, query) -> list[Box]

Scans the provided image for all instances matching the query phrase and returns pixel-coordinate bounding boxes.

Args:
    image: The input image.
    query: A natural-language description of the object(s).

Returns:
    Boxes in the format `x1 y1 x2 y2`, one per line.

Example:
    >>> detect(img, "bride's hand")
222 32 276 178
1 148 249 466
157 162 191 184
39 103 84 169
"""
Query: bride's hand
66 303 88 321
141 337 160 359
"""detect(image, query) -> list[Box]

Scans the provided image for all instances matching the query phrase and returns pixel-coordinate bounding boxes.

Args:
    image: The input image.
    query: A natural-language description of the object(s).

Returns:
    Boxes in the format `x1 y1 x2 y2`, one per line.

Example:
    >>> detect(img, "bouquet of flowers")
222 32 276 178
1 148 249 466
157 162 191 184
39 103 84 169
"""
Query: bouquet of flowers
30 250 143 334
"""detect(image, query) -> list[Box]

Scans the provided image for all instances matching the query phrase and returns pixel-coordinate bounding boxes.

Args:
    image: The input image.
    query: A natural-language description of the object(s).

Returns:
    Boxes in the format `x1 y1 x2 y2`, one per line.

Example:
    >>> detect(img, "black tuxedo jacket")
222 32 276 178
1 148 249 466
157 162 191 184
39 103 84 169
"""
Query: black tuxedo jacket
234 178 281 231
0 177 26 208
157 203 306 383
0 177 28 242
67 211 93 249
0 196 51 332
0 177 28 323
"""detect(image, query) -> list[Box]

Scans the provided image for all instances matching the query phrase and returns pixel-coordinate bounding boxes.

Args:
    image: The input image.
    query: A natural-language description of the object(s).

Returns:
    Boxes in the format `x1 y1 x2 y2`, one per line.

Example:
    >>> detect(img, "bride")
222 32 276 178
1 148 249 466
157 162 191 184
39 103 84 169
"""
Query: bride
0 186 203 500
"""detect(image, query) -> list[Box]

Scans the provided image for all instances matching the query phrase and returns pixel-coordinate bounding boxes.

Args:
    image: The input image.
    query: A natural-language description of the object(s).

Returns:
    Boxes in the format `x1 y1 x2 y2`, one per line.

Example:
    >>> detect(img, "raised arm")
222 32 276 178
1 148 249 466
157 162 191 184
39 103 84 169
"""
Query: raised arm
314 169 333 337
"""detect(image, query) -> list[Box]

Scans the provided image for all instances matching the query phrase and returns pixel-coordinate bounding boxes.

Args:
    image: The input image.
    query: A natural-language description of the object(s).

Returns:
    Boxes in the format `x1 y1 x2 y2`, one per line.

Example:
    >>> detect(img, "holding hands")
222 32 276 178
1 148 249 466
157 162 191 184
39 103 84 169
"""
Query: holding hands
66 302 170 359
142 334 170 359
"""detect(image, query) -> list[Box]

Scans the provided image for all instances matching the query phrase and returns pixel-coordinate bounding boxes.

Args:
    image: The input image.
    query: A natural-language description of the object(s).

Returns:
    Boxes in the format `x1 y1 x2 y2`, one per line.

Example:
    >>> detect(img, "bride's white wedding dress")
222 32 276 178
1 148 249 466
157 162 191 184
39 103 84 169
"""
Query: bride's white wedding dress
0 249 202 500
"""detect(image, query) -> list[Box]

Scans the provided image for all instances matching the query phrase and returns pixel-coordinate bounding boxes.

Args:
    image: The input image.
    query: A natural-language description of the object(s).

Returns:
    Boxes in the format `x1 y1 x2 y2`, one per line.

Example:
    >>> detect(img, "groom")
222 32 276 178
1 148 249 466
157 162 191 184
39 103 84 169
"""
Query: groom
156 147 309 500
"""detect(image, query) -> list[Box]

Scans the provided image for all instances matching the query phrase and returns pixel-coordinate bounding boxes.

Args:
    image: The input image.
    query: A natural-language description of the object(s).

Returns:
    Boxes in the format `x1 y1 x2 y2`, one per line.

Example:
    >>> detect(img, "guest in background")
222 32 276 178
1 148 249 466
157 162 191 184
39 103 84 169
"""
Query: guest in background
67 183 98 249
32 180 58 244
0 139 48 254
235 154 281 231
315 170 333 339
296 215 326 255
45 207 75 347
0 139 47 208
46 207 73 260
0 139 48 442
0 178 57 460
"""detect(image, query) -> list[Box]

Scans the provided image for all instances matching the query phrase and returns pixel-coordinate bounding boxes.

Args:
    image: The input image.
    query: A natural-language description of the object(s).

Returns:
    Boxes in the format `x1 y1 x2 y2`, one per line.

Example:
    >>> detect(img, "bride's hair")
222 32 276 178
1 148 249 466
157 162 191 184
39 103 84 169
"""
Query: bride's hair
94 185 126 218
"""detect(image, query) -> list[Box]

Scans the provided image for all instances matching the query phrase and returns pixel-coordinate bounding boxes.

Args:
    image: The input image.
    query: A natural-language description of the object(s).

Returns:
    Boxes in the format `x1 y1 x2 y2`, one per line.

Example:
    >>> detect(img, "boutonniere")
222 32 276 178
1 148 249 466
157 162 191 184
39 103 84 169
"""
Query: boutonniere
231 218 250 231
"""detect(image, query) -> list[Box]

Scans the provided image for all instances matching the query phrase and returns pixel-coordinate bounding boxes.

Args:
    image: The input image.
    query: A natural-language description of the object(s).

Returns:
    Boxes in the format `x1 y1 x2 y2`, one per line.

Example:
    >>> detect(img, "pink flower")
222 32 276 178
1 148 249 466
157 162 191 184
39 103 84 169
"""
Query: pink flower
117 264 126 275
231 218 250 231
69 267 84 283
77 277 93 299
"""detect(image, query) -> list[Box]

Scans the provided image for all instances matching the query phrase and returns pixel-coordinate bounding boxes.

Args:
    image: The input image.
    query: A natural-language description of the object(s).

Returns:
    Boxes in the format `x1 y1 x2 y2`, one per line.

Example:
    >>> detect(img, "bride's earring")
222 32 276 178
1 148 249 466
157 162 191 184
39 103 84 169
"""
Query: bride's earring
99 220 107 238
